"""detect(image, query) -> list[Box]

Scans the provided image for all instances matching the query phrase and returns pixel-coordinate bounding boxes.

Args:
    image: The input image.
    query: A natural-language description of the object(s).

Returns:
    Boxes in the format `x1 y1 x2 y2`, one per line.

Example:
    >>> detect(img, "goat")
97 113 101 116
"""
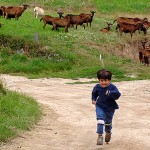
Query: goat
114 17 148 25
0 6 5 17
114 17 148 34
144 56 149 67
62 12 95 30
140 21 150 35
52 14 73 32
79 11 96 27
5 4 29 20
139 51 143 64
139 41 150 66
140 40 147 49
34 7 44 18
64 14 86 30
117 22 145 38
100 23 113 33
141 49 150 67
40 12 63 29
0 6 14 19
40 15 54 29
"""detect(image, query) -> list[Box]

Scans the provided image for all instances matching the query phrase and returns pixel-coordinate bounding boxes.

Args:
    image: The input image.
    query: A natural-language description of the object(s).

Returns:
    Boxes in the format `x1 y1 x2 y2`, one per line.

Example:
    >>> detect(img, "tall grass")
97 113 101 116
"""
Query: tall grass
1 0 149 14
94 0 150 13
0 0 150 80
0 80 41 142
1 0 93 13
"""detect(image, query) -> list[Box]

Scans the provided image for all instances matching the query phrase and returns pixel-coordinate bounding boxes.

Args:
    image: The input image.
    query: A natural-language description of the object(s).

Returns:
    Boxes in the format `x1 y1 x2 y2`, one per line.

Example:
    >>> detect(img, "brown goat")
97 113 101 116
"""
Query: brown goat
117 22 145 38
79 11 96 27
0 6 5 17
114 17 148 25
100 23 113 33
40 12 63 29
64 14 86 30
0 6 13 19
52 14 73 32
139 41 150 66
139 51 143 64
5 4 29 20
114 17 148 34
40 15 54 29
140 49 150 66
140 21 150 35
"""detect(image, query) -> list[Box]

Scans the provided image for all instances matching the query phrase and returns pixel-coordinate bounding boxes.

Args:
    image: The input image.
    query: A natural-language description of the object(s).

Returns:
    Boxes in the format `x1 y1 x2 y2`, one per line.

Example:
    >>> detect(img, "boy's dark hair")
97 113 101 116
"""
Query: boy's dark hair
97 69 112 80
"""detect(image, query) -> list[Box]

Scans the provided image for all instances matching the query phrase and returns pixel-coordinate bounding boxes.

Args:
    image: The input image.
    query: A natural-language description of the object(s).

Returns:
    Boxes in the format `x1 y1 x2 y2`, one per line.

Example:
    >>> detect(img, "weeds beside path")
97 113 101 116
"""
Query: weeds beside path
0 74 150 150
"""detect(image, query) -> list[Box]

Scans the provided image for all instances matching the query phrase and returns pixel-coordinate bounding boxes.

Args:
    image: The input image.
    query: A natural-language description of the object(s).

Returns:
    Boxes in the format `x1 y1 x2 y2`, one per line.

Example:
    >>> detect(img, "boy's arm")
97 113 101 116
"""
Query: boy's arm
91 86 98 104
92 100 96 105
106 86 121 100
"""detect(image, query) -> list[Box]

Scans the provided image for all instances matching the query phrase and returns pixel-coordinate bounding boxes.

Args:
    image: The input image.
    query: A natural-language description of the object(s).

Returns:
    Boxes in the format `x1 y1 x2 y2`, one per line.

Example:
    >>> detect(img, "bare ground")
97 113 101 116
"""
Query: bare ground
0 74 150 150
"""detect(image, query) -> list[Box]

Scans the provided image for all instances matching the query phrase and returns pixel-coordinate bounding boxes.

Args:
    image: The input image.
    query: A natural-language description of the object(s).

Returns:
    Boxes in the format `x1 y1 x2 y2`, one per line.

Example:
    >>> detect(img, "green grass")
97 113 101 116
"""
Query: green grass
0 0 150 143
0 0 150 81
0 82 41 142
94 0 150 14
1 0 92 13
1 0 150 14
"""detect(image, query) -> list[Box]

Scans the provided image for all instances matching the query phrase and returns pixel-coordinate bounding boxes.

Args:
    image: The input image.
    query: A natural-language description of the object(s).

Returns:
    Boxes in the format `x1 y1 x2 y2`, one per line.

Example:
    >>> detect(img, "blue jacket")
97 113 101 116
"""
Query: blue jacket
91 83 121 111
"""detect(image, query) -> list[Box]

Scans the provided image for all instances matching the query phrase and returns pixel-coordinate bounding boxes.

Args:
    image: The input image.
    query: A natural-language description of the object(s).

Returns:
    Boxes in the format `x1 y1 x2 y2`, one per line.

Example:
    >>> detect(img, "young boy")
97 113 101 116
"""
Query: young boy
91 69 121 145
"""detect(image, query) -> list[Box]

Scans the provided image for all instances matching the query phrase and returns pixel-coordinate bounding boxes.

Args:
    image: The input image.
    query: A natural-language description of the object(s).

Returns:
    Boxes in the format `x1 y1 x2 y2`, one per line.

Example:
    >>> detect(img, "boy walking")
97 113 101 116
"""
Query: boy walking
91 69 121 145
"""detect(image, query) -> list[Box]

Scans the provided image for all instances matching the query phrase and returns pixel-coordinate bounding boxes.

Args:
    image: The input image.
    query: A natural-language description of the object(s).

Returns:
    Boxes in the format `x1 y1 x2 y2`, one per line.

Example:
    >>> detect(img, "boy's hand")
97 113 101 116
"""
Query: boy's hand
92 100 96 105
105 90 110 95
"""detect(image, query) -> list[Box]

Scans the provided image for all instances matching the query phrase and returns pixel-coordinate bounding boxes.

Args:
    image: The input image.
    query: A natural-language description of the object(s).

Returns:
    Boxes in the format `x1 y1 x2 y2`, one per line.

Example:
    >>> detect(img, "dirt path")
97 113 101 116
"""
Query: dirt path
0 74 150 150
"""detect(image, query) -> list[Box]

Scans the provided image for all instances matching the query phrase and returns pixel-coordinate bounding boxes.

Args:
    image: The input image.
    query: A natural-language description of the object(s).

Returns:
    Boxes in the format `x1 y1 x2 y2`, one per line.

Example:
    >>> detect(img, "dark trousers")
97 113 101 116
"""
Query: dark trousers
96 105 115 134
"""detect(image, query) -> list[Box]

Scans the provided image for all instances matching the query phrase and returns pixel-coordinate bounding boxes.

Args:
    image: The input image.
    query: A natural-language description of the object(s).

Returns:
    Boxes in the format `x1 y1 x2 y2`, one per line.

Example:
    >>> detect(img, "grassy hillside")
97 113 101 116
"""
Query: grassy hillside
0 80 41 142
94 0 150 13
0 0 150 81
1 0 150 13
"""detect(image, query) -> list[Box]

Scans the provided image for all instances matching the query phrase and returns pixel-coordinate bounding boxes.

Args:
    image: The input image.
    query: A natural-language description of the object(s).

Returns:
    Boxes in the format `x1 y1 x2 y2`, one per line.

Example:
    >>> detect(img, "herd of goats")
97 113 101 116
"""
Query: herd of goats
0 4 150 66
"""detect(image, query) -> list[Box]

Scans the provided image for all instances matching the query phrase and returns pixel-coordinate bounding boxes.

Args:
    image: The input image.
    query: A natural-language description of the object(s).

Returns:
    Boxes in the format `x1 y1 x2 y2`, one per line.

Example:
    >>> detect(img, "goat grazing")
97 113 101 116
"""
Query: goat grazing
64 14 86 29
40 15 54 29
114 17 148 35
117 22 145 38
139 41 150 66
100 23 113 33
79 11 96 27
140 49 150 67
34 7 44 18
40 12 63 29
0 6 5 17
5 4 29 20
114 17 148 25
52 14 73 32
140 21 150 35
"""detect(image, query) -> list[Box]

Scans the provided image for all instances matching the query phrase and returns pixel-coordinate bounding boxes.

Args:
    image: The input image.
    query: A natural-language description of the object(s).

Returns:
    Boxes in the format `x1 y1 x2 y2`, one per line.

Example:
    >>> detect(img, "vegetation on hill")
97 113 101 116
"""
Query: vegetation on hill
0 0 150 81
0 80 41 142
0 0 150 143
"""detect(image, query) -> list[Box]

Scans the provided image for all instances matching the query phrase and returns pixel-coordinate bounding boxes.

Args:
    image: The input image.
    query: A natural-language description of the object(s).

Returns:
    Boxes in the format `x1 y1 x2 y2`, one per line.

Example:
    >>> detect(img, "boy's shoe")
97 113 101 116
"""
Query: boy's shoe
97 135 103 145
105 133 112 143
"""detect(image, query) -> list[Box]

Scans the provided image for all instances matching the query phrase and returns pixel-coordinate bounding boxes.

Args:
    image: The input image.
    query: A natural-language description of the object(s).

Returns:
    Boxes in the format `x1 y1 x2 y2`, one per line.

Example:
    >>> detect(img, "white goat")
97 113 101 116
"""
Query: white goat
34 7 44 18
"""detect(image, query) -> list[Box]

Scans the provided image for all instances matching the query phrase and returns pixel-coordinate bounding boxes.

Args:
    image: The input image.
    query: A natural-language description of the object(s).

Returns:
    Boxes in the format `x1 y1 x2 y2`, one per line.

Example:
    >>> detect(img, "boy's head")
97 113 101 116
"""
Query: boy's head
97 69 112 88
97 69 112 80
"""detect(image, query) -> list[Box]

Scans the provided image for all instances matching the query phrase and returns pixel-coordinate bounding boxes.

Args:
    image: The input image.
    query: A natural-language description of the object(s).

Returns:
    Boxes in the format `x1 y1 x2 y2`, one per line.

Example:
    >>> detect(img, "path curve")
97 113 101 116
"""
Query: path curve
0 75 150 150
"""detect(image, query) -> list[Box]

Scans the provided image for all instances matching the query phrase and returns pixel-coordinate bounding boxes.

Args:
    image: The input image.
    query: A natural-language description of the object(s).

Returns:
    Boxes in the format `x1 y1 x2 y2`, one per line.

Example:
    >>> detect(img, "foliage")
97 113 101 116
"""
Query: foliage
0 87 41 142
94 0 150 13
0 0 150 81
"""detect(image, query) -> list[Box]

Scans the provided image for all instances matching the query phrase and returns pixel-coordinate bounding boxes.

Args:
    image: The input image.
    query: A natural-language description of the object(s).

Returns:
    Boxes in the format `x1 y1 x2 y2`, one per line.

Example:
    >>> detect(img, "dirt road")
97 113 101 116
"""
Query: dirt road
0 75 150 150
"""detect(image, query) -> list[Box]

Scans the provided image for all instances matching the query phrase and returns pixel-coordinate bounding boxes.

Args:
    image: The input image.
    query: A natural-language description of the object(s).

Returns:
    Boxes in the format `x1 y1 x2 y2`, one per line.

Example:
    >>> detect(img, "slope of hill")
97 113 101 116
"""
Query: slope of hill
0 0 150 80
